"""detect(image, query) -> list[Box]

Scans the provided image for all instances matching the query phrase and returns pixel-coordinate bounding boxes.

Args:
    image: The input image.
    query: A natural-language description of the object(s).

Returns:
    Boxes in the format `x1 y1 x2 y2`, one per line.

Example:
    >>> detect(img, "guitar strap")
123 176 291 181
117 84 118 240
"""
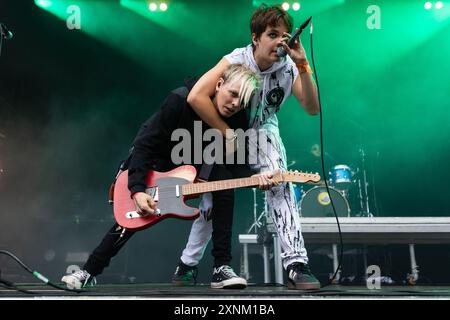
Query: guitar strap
108 149 133 205
198 163 214 182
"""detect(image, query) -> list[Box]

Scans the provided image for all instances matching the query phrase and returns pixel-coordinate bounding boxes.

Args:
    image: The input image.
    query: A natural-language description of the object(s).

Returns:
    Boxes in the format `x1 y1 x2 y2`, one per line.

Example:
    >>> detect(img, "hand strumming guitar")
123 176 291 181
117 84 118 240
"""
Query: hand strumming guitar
132 192 158 216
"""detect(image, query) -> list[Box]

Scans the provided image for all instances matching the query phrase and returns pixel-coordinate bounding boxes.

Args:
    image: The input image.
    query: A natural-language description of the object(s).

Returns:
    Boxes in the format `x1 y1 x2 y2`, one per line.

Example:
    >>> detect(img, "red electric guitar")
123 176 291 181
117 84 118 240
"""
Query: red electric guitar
113 165 321 231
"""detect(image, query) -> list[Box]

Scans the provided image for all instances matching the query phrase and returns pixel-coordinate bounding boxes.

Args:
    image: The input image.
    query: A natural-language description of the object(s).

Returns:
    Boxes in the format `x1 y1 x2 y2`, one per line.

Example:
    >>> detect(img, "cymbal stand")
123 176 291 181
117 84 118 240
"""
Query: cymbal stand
357 177 364 216
359 147 373 217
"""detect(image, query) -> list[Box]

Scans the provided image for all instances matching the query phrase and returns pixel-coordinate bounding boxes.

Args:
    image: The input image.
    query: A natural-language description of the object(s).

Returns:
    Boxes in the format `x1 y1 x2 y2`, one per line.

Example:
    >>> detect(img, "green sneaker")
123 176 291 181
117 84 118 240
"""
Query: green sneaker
172 261 198 286
287 262 321 290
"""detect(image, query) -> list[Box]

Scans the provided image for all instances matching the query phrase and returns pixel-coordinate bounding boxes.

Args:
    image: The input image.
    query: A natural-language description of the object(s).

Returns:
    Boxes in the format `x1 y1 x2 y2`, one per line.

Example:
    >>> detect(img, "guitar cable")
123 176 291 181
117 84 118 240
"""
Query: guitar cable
0 249 85 293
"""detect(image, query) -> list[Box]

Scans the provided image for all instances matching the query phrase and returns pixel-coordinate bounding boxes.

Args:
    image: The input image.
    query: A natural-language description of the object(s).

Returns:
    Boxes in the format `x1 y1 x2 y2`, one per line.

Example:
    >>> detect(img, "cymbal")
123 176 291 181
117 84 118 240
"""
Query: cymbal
302 180 326 186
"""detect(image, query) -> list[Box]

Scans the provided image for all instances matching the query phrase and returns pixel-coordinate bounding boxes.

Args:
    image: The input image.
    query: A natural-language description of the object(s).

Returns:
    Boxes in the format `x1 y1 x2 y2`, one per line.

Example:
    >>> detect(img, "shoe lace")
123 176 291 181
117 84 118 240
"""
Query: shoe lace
72 270 90 280
216 265 238 278
291 263 312 276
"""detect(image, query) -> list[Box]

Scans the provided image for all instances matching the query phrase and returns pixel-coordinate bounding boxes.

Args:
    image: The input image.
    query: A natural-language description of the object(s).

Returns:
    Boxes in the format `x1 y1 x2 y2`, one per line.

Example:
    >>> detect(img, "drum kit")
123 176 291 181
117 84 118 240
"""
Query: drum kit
247 148 373 233
296 149 373 218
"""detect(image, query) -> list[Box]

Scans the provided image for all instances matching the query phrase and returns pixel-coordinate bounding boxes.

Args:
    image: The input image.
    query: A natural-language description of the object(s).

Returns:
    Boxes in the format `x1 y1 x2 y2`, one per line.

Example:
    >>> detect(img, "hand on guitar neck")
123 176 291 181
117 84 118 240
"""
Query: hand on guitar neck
252 170 280 191
132 192 158 216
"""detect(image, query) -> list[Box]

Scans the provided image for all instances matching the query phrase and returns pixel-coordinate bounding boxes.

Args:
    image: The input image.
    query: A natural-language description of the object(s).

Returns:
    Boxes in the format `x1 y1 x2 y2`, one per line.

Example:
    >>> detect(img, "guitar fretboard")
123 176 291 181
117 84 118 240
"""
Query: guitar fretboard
182 176 262 195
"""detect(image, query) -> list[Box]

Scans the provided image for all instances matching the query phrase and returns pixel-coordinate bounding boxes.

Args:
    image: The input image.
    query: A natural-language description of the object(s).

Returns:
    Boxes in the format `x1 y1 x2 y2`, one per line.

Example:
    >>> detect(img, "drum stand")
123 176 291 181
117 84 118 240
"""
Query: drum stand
247 188 264 233
244 189 271 282
243 189 284 284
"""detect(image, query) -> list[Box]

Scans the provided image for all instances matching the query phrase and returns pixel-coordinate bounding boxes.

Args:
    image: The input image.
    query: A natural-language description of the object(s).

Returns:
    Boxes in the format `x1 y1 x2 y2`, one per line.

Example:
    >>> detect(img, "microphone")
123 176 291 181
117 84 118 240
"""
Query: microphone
0 23 13 40
277 16 312 58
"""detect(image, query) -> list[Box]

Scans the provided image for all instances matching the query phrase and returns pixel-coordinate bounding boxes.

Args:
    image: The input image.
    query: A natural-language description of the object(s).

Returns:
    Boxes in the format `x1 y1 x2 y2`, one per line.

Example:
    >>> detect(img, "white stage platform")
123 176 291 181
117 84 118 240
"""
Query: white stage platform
239 217 450 284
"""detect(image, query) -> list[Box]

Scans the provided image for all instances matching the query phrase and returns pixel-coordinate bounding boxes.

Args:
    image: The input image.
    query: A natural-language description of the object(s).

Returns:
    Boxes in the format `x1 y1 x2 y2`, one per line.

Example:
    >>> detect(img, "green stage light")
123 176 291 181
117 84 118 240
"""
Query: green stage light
146 1 169 12
292 2 301 11
35 0 53 8
436 1 443 9
282 2 290 11
425 2 433 9
159 2 168 11
34 0 74 21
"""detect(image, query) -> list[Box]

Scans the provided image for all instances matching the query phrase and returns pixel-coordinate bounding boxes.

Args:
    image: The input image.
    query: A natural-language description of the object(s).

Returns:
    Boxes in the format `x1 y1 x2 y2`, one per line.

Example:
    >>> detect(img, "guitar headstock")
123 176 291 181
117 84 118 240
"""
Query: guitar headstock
279 170 321 184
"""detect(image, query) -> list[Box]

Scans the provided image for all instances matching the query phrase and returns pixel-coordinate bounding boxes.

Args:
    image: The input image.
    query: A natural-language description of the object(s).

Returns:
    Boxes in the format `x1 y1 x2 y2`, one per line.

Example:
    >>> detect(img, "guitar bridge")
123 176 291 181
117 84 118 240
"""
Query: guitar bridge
126 208 161 219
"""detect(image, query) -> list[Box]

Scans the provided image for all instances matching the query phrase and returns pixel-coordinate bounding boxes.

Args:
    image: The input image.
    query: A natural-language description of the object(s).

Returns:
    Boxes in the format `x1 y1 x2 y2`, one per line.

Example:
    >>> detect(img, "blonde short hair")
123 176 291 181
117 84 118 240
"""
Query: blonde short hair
222 63 261 108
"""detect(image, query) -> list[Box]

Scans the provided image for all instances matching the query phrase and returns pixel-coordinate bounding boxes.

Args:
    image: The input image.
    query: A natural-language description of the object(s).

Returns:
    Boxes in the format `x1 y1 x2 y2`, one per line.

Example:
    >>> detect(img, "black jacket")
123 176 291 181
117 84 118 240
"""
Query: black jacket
128 78 253 194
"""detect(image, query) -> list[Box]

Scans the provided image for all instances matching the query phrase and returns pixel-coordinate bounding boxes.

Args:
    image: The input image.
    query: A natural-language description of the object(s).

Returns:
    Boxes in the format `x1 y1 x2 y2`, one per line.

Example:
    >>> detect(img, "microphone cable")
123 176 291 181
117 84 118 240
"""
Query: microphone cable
308 18 344 287
0 249 85 293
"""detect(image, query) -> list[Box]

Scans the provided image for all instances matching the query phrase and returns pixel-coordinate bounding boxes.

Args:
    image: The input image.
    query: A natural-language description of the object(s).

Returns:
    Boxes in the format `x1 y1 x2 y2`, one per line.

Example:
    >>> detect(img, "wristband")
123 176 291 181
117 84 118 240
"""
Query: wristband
296 62 313 75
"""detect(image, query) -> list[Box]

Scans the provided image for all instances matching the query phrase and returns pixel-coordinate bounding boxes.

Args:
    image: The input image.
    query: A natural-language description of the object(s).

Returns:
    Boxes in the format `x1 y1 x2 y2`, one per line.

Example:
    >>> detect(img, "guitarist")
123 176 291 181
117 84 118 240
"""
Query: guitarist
61 64 267 290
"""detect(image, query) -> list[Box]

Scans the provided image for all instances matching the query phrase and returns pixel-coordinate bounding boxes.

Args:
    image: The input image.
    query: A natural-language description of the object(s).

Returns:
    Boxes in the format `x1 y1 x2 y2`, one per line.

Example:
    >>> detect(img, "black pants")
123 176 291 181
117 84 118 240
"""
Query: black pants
83 164 235 276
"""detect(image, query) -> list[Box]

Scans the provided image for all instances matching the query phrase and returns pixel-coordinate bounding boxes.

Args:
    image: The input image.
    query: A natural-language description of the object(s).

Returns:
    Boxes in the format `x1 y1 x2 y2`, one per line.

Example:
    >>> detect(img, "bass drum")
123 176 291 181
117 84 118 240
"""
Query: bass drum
299 186 350 217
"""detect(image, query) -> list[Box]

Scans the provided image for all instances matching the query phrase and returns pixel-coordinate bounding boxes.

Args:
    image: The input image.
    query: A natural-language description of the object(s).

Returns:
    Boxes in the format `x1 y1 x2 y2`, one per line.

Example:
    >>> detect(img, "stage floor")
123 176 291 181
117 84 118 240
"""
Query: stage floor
1 283 450 299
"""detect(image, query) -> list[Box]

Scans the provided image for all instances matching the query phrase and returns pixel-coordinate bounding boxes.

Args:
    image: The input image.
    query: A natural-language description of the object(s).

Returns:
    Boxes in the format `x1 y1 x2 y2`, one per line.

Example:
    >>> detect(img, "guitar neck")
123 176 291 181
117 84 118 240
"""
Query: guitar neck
182 176 262 196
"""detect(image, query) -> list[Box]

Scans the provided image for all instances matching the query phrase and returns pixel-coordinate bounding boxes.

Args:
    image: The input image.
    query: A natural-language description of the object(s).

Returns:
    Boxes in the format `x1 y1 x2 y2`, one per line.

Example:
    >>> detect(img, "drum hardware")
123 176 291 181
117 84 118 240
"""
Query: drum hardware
287 160 296 168
319 145 374 218
299 186 351 217
247 185 276 234
243 188 275 282
247 188 263 233
353 147 373 217
292 183 304 205
329 164 354 194
357 177 364 216
359 148 373 217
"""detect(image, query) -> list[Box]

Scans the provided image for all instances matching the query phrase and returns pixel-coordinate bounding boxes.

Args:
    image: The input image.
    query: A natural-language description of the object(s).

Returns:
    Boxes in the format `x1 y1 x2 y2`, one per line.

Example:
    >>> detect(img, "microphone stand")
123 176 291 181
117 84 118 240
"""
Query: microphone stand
0 32 3 58
0 23 12 58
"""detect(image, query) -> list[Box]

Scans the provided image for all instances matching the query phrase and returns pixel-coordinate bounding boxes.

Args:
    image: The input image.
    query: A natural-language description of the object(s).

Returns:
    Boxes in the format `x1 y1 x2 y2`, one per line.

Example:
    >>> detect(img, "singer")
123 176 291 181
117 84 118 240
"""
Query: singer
172 4 321 290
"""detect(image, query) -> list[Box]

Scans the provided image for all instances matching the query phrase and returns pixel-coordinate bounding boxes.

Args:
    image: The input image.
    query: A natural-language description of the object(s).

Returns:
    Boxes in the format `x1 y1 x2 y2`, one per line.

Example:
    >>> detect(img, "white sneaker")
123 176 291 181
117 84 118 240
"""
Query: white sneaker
61 270 97 289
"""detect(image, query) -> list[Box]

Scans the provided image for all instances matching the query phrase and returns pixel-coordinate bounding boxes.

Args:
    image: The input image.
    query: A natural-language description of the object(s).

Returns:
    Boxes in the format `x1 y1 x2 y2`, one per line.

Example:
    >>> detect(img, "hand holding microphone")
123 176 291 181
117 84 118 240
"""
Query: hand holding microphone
277 16 312 58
